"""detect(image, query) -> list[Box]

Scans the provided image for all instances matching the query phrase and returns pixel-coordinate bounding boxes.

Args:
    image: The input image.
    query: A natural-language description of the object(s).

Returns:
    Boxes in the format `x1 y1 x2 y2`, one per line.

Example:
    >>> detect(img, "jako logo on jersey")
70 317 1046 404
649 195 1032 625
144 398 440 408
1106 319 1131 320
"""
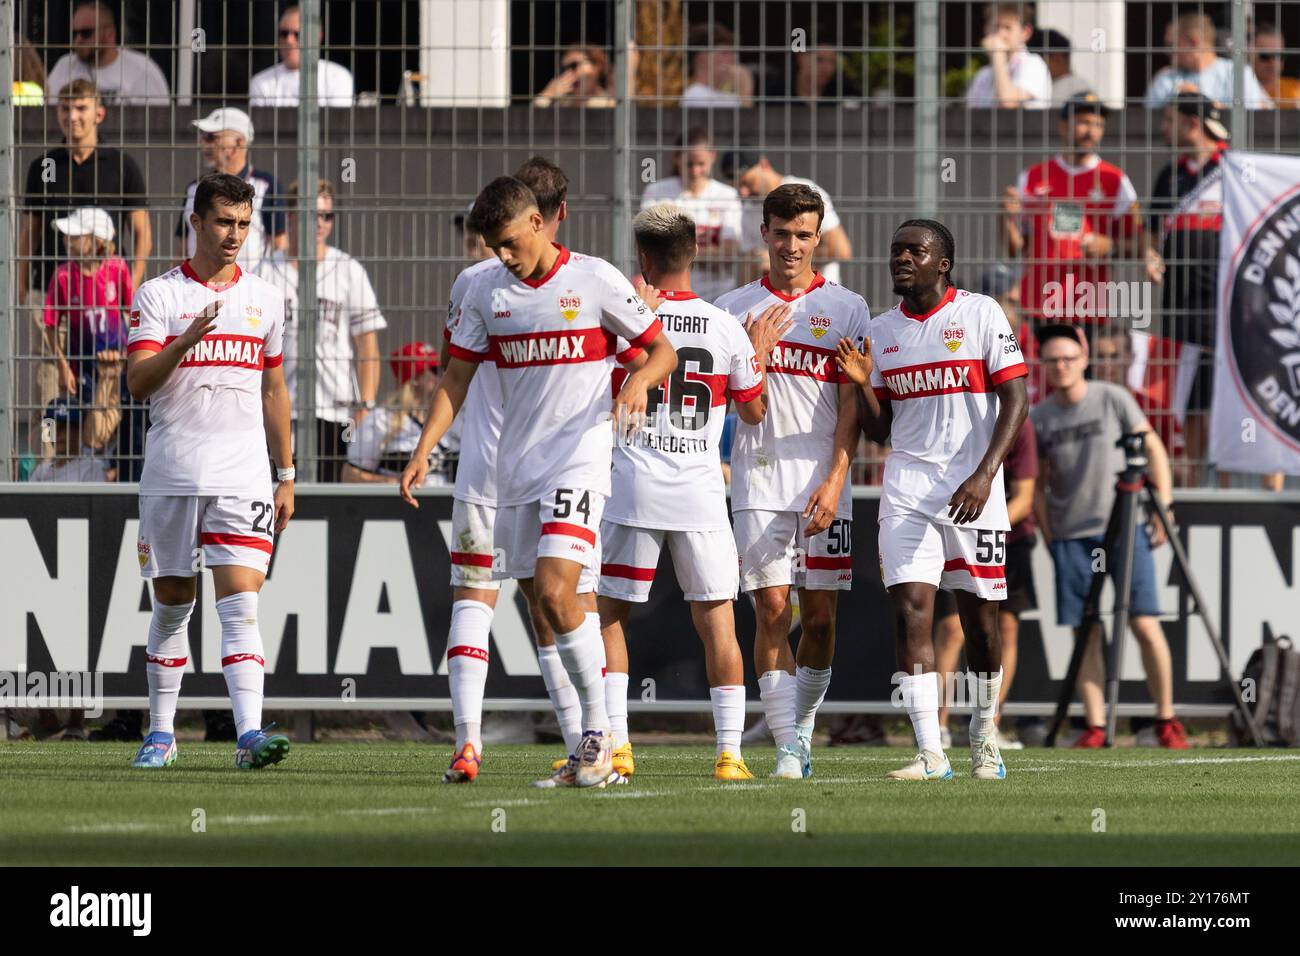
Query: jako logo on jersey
943 316 965 353
882 344 900 354
808 314 833 339
558 292 582 321
494 310 511 319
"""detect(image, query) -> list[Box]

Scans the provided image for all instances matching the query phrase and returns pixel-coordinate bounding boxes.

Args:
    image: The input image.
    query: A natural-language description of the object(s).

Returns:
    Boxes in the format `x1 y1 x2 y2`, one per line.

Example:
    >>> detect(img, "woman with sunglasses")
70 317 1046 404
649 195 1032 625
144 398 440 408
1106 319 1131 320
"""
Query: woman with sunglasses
533 46 616 108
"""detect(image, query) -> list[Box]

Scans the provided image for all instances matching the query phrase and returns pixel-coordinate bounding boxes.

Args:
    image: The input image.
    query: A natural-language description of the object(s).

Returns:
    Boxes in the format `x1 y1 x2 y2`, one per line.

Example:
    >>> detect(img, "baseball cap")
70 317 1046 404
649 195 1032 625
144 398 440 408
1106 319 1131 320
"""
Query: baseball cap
1060 91 1110 120
719 150 762 185
390 341 440 386
52 206 115 242
453 201 475 231
193 107 255 144
44 396 83 426
977 263 1021 299
1172 91 1231 142
1035 323 1090 356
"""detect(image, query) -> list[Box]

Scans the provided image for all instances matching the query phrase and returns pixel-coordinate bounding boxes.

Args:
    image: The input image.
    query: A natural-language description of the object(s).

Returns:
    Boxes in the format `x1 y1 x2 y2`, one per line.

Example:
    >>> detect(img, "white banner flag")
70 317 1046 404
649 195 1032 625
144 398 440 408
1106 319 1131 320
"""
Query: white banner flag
1211 152 1300 476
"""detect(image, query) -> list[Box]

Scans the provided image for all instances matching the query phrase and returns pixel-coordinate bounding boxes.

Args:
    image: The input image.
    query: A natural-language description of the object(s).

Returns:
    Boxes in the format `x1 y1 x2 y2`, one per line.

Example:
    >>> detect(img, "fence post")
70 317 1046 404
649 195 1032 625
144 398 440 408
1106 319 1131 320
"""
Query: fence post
1230 0 1247 144
0 0 14 475
914 0 940 221
296 0 321 480
612 0 632 273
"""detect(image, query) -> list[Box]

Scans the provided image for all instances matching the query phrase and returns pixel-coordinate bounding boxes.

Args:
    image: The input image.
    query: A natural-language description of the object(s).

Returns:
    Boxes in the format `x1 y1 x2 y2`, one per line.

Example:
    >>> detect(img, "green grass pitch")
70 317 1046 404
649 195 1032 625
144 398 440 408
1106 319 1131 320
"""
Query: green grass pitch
3 743 1299 866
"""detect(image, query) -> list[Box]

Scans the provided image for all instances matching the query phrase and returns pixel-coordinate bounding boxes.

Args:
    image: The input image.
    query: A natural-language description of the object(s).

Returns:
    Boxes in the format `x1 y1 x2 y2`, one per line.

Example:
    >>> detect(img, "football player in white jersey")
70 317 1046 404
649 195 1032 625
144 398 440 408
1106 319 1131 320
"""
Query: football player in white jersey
401 176 677 788
438 159 614 784
598 205 792 781
125 173 295 771
715 184 870 780
836 219 1028 781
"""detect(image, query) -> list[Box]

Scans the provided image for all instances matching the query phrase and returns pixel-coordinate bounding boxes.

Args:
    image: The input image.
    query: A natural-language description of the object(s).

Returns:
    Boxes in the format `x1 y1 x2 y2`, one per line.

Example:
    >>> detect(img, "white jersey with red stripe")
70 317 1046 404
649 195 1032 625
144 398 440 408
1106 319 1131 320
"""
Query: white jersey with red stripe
445 256 503 505
640 177 743 302
449 244 662 506
607 290 762 532
714 273 869 519
127 262 285 497
869 286 1027 531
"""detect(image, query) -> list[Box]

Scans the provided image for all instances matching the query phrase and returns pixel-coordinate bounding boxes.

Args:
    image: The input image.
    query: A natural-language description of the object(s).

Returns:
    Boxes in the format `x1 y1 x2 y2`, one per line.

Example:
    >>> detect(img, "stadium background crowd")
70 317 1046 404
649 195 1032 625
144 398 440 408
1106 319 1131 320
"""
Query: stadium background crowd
4 0 1299 744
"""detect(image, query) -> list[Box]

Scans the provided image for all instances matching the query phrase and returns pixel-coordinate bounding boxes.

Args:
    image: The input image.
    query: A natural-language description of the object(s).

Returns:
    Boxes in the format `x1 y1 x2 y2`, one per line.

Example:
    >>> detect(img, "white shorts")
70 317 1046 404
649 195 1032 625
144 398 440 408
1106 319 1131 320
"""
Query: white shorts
494 487 604 593
137 494 275 578
733 509 853 593
449 499 500 591
597 521 739 603
878 511 1008 601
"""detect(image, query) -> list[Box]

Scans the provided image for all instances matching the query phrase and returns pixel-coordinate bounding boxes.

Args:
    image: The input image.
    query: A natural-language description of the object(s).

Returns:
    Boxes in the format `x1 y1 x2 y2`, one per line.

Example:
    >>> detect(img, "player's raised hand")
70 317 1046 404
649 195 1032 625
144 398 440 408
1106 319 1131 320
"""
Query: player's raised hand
176 300 221 350
802 478 840 537
947 471 993 525
744 303 793 359
633 277 663 313
612 379 648 442
835 336 872 386
399 455 429 507
273 478 294 533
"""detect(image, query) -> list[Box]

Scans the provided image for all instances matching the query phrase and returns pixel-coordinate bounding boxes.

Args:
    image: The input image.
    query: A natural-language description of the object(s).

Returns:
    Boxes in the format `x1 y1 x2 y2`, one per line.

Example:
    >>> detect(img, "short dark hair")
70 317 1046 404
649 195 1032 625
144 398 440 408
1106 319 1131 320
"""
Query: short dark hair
677 125 715 151
514 157 569 220
896 218 956 277
193 172 255 219
633 204 697 273
74 0 117 33
764 182 824 231
465 176 538 235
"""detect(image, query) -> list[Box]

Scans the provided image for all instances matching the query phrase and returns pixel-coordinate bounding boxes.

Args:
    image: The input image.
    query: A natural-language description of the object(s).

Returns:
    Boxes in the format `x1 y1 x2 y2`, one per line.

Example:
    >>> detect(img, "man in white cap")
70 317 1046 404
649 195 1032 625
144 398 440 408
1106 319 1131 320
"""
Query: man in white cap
249 4 354 108
45 0 170 106
176 108 286 270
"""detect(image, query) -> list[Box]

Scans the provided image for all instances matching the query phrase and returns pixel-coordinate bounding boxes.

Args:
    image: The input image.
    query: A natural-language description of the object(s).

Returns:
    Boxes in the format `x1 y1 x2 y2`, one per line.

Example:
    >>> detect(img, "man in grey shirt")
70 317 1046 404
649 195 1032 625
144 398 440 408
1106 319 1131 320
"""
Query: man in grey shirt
1030 325 1185 748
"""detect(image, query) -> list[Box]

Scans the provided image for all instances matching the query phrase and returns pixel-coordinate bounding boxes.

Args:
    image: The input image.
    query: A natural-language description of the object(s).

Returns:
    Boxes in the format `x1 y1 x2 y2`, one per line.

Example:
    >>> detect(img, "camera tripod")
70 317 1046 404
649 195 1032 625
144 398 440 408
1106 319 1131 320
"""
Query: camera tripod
1044 432 1263 747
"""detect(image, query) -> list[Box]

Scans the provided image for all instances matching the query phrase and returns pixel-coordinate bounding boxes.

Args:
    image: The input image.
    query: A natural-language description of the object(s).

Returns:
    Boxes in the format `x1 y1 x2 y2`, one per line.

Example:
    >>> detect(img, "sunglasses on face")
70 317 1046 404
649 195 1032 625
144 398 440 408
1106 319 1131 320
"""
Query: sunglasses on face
562 59 586 72
72 28 97 39
1257 52 1283 61
279 29 300 39
317 212 335 223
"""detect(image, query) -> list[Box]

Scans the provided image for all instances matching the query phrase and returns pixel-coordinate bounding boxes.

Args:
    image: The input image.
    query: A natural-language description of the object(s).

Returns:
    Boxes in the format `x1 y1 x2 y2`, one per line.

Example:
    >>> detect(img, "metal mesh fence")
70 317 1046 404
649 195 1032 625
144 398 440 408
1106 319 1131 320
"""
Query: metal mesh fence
4 0 1300 487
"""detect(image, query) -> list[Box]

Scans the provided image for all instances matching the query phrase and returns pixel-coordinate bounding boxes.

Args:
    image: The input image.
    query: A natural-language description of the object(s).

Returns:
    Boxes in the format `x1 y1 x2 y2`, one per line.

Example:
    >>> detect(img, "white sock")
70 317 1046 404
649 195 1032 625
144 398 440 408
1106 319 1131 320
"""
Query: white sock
605 671 630 748
553 613 609 733
969 667 1003 744
794 665 832 732
758 670 797 747
538 644 582 754
900 671 942 756
710 684 745 758
216 592 264 739
447 599 492 751
145 600 194 735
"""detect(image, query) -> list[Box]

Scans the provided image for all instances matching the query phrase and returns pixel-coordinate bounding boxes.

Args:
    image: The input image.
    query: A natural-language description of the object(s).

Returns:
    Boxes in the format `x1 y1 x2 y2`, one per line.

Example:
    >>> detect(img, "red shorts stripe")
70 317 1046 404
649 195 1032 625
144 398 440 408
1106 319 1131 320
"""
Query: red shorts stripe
221 653 265 667
145 655 188 668
451 551 494 568
601 563 657 581
448 645 490 664
200 532 274 554
805 556 853 570
541 522 597 546
943 558 1005 580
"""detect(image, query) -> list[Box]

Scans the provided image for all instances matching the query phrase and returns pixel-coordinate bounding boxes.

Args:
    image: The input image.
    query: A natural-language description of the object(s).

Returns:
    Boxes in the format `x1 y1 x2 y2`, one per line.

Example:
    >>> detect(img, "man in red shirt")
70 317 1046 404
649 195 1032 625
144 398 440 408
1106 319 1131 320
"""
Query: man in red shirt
1002 92 1150 358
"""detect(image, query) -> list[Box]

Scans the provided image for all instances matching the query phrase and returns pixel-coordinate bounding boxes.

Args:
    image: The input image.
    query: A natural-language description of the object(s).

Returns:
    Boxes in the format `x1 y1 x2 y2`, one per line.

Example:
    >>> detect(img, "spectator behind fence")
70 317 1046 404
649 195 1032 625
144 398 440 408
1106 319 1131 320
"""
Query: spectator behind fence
30 394 117 483
681 23 753 108
1144 12 1271 109
1029 28 1092 107
41 208 131 395
1002 92 1145 399
257 179 385 483
778 46 862 103
640 128 743 302
533 46 615 108
178 108 286 270
721 151 851 285
1030 324 1186 750
965 2 1052 109
1252 24 1300 109
45 0 170 106
343 343 456 486
14 39 47 105
249 3 354 109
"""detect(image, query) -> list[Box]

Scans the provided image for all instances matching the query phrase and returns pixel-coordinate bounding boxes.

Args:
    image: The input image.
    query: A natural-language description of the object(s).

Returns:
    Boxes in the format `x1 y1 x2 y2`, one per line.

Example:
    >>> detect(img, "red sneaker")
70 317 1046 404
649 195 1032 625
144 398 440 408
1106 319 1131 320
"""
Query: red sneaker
442 743 481 783
1072 726 1106 748
1156 719 1189 749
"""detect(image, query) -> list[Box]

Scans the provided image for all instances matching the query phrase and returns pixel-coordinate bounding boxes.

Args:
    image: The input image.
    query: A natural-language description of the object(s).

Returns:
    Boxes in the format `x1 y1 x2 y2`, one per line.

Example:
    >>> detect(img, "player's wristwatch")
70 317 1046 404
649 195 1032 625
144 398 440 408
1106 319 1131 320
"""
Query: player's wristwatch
276 465 296 482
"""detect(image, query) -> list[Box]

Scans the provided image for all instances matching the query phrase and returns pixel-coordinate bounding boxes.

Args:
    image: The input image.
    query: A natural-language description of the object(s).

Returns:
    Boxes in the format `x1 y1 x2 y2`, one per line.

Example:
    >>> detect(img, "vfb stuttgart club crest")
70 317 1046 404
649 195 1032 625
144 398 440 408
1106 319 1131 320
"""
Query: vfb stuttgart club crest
558 291 582 322
943 314 965 353
808 314 832 339
1229 190 1300 449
